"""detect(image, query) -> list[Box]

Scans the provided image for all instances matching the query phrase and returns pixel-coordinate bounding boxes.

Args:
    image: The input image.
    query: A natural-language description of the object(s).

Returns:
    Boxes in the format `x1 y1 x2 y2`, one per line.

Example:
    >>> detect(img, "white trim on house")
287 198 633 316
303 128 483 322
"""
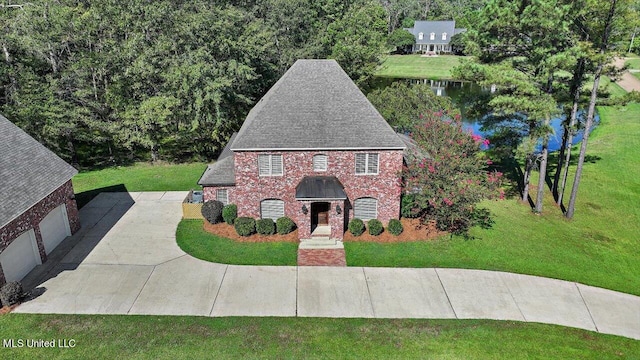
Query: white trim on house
355 153 379 175
258 154 284 176
353 197 378 220
313 154 328 172
260 199 285 220
233 146 405 151
216 189 229 205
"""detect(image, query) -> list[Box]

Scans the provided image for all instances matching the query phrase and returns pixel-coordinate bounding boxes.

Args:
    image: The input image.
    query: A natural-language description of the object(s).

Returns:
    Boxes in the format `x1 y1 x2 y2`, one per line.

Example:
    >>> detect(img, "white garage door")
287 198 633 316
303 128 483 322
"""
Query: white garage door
39 204 71 255
0 230 41 282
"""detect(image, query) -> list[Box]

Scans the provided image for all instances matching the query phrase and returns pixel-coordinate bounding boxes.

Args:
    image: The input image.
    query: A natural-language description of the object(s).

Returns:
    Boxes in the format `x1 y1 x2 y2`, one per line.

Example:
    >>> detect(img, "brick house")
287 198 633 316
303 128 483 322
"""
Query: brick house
0 114 80 285
199 60 407 244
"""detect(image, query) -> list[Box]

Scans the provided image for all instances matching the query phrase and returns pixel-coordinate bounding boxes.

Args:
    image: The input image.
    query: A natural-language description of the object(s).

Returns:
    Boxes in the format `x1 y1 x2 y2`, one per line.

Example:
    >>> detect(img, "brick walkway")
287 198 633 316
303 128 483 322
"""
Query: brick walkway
297 249 346 266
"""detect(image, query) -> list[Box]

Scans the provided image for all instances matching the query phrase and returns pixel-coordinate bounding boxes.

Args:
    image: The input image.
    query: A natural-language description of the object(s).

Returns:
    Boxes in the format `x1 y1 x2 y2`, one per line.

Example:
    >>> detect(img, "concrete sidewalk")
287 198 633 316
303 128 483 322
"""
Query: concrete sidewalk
14 192 640 341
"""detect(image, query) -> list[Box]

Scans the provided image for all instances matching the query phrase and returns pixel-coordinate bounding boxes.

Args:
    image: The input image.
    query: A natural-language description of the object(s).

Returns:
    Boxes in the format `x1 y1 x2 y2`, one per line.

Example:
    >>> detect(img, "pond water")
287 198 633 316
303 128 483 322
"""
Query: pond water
371 78 599 153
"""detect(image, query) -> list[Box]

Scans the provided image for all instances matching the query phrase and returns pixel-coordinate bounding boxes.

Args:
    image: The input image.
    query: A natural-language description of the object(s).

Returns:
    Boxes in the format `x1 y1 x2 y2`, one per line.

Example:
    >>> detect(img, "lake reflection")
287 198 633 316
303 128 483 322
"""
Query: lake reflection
371 77 598 153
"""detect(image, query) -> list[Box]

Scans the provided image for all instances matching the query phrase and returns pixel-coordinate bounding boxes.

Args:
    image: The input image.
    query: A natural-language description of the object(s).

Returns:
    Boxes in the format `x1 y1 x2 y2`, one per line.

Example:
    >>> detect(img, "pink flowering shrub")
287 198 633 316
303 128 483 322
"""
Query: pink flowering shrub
402 110 503 235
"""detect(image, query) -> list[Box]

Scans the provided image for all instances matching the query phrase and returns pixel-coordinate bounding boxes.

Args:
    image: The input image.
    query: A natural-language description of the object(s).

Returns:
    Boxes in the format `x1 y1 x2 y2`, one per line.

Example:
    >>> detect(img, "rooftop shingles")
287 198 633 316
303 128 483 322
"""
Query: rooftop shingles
230 59 406 151
198 133 237 186
0 114 78 228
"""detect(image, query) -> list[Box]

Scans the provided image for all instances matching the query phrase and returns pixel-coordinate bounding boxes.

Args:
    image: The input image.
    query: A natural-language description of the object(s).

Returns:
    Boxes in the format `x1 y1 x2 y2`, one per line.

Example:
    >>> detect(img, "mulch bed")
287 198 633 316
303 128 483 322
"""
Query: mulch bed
203 221 299 243
0 304 19 315
204 218 444 244
343 218 445 243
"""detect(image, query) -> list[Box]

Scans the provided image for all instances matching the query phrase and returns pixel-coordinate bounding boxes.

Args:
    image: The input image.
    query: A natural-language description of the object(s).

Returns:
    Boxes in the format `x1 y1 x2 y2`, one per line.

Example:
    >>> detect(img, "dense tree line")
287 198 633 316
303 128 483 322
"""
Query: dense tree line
0 0 387 167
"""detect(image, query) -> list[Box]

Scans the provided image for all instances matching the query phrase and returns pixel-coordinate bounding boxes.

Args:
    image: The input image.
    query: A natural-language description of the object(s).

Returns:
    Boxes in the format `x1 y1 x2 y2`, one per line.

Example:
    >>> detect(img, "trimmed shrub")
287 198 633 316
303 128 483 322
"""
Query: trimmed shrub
388 219 403 236
368 219 384 236
234 217 256 236
256 218 276 235
276 217 296 235
222 204 237 225
201 200 224 224
0 281 24 306
349 218 365 236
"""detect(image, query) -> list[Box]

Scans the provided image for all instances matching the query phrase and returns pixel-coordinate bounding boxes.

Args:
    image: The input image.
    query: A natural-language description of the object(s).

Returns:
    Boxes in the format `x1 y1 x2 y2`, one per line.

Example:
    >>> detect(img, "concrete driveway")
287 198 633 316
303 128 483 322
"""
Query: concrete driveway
15 192 640 341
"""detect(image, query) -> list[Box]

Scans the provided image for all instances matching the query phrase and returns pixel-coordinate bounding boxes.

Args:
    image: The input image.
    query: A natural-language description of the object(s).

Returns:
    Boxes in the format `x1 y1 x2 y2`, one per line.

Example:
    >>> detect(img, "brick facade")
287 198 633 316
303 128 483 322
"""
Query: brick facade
0 180 80 284
204 150 403 240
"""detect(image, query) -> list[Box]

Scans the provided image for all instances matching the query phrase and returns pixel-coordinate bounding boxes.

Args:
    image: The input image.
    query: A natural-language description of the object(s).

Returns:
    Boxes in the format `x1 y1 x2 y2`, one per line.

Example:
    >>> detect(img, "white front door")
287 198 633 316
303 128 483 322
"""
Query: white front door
0 230 41 282
39 204 71 255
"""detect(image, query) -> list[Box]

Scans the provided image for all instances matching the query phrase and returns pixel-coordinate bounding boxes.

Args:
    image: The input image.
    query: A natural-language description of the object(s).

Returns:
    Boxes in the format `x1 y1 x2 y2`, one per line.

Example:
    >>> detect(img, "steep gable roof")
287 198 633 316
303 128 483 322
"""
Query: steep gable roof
230 59 405 151
0 114 78 228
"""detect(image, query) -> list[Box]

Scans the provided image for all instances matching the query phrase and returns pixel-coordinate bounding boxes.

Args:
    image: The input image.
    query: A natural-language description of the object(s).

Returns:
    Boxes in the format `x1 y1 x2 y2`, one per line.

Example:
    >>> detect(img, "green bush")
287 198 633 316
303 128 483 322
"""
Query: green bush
256 218 276 235
401 194 421 218
0 281 24 306
349 218 365 236
276 217 296 235
234 217 256 236
368 219 384 236
201 200 224 224
222 204 237 225
388 219 403 235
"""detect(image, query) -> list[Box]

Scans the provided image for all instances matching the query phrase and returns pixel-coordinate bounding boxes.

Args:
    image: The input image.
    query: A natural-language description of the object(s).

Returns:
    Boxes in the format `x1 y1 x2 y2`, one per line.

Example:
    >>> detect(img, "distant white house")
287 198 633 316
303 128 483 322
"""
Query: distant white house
405 20 466 54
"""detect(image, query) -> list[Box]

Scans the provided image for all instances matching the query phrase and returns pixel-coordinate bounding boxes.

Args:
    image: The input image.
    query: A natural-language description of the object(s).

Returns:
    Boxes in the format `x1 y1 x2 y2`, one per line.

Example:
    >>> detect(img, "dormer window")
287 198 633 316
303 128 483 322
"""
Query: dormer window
313 154 327 172
442 32 447 40
418 32 423 40
430 32 435 40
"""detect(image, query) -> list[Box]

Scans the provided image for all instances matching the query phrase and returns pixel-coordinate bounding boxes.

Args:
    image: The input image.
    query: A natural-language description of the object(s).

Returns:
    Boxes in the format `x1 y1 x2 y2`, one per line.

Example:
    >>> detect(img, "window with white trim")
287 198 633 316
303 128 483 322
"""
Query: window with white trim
354 198 378 220
313 154 327 172
216 189 228 205
355 153 379 175
258 154 283 176
260 199 285 220
442 32 447 40
430 32 435 40
418 32 423 40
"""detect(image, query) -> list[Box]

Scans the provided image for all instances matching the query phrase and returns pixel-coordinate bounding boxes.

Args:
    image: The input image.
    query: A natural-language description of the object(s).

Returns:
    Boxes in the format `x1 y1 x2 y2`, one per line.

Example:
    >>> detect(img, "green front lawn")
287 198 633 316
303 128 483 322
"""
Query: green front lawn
347 103 640 296
176 219 298 266
625 58 640 70
2 314 638 359
72 162 206 208
375 54 467 79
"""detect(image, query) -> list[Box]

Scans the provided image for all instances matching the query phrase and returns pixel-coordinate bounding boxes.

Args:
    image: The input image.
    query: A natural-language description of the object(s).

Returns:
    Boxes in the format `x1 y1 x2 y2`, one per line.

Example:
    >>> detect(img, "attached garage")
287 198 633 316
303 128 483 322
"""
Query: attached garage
40 204 71 255
0 230 41 282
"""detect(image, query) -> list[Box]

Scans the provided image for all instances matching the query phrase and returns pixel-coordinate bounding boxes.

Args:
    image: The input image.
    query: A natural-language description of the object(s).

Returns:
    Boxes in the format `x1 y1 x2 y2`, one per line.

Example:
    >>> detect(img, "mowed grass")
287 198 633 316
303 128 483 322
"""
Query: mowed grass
1 314 638 359
72 162 206 207
625 58 640 69
598 76 628 97
347 103 640 296
176 219 298 266
375 54 466 79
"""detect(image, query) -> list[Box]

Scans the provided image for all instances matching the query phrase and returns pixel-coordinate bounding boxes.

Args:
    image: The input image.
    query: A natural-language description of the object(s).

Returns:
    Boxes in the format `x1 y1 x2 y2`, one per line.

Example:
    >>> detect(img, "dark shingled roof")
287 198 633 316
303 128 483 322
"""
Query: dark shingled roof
295 176 347 200
405 21 465 45
230 59 406 151
0 114 78 228
198 133 237 186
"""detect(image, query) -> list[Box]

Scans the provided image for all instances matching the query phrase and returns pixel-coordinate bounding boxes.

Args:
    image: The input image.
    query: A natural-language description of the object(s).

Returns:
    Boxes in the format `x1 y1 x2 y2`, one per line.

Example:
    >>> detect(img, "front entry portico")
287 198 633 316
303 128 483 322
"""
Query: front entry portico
295 176 348 241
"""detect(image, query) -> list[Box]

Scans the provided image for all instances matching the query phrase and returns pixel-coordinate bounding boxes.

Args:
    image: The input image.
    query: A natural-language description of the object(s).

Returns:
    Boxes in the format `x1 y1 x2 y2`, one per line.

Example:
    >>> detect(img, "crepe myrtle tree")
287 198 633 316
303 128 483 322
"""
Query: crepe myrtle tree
403 110 504 235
